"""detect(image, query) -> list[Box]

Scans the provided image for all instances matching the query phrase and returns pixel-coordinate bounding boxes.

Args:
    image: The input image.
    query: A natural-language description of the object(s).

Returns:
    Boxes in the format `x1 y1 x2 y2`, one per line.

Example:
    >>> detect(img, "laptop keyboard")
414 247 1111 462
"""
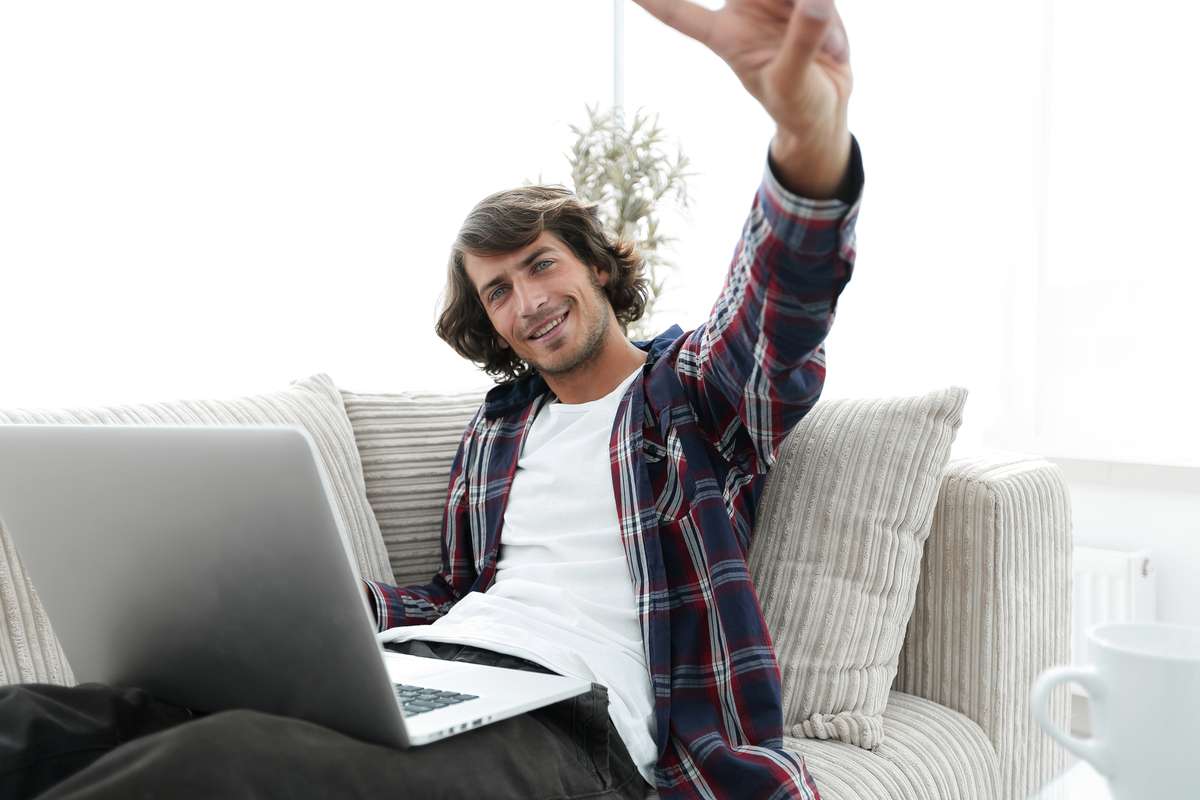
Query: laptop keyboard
393 683 479 717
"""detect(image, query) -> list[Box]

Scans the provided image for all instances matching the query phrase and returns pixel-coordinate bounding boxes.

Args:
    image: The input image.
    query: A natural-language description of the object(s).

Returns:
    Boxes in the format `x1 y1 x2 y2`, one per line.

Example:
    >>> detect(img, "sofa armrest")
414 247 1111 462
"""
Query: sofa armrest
894 452 1072 800
0 531 74 685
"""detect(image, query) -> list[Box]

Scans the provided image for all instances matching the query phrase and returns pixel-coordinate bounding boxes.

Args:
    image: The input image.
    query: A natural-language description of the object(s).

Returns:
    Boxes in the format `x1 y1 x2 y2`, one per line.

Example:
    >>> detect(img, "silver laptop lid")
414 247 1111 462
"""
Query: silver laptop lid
0 424 408 747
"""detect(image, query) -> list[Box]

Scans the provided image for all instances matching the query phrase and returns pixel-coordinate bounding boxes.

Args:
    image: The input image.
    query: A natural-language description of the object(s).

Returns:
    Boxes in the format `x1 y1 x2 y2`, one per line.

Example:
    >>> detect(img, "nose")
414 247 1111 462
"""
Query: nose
513 278 550 319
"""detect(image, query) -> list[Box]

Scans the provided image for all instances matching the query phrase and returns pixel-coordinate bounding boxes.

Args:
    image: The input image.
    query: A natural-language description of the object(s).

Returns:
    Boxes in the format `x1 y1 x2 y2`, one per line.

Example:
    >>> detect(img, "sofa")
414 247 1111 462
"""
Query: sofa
0 373 1072 799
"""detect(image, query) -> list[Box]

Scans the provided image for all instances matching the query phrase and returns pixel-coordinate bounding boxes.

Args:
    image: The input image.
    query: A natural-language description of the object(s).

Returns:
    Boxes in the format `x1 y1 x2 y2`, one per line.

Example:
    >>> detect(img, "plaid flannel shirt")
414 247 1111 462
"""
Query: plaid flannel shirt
366 135 863 799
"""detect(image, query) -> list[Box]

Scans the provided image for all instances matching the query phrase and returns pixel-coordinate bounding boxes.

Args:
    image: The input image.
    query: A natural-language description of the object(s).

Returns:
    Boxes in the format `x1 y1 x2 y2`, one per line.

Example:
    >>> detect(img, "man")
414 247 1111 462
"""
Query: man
0 1 861 798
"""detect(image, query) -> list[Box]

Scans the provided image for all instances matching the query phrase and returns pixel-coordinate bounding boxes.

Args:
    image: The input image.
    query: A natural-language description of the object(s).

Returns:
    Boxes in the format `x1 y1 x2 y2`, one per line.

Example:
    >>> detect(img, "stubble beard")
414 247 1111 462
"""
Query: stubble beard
530 291 612 379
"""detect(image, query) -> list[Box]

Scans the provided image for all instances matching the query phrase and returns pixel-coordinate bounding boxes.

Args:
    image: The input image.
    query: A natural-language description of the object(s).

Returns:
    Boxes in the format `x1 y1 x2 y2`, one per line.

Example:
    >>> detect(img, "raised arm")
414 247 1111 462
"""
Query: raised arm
641 0 861 478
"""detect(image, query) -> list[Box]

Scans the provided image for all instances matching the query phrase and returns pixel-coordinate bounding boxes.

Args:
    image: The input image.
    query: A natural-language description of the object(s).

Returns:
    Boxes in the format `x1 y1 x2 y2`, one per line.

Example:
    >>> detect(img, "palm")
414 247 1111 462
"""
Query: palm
712 2 850 137
634 0 852 142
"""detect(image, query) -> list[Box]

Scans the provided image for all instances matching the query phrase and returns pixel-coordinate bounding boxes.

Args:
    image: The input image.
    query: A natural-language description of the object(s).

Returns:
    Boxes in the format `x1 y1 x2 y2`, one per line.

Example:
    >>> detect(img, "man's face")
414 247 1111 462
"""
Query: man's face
464 231 615 379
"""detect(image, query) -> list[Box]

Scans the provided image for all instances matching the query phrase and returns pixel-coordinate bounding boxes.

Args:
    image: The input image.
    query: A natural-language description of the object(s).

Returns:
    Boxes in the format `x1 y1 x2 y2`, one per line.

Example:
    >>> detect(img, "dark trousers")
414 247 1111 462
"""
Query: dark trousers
0 640 651 800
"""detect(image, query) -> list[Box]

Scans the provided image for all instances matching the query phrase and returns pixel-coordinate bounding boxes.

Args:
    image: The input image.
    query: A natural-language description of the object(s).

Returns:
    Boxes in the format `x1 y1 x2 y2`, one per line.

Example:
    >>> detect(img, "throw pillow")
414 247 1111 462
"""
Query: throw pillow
747 386 967 750
0 373 393 686
338 386 488 587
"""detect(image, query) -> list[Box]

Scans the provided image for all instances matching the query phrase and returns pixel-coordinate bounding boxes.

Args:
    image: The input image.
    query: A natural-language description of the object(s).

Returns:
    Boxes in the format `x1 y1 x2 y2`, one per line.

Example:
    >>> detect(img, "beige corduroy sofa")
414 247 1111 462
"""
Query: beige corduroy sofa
0 374 1072 799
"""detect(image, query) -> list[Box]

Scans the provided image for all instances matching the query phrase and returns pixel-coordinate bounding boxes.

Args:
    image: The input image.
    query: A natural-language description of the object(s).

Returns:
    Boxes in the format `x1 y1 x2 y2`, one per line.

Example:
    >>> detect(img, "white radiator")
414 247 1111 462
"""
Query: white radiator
1071 546 1158 696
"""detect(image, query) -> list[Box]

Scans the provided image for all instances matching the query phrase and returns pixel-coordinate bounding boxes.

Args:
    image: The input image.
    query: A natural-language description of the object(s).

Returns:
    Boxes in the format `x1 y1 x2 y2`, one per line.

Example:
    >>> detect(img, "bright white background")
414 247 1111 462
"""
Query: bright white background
2 2 1197 615
0 1 613 404
4 1 1196 467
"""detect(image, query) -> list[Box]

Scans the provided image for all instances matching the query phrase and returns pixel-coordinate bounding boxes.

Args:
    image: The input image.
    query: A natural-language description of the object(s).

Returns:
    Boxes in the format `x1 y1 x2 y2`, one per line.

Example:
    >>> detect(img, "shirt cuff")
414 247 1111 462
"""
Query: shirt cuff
765 132 864 209
363 579 390 632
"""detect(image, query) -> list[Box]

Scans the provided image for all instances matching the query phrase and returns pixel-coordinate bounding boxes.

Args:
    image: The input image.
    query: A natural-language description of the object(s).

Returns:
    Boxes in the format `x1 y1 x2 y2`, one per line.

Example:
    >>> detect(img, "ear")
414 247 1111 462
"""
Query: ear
593 263 611 287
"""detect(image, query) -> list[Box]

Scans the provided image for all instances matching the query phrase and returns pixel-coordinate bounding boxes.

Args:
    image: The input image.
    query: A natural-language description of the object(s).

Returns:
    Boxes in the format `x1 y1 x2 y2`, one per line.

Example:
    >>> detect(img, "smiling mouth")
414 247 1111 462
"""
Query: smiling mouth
528 310 569 340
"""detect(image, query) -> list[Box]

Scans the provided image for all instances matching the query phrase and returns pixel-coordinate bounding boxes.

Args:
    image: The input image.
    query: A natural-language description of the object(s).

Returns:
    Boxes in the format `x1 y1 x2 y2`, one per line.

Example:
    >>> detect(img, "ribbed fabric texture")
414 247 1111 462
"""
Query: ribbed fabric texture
893 454 1072 800
0 373 394 685
0 518 72 686
781 690 1002 800
642 690 1000 800
747 387 968 751
338 387 489 588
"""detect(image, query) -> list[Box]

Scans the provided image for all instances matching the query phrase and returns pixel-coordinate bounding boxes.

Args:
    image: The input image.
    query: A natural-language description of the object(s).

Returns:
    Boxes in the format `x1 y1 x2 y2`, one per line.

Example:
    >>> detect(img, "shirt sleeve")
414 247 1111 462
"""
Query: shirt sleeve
672 133 863 477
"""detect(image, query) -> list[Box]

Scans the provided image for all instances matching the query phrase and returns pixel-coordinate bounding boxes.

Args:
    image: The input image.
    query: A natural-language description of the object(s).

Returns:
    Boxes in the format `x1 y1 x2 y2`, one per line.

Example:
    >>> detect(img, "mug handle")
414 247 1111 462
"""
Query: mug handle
1029 665 1113 777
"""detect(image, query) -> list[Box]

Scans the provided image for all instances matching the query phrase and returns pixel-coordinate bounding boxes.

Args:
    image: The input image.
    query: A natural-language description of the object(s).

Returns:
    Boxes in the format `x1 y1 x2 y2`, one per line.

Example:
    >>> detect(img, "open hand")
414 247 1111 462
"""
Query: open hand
633 0 853 196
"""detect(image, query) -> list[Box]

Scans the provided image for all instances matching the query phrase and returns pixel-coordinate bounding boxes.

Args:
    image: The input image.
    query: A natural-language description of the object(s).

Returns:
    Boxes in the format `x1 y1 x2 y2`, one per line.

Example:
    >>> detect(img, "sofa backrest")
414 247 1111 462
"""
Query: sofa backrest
339 387 488 586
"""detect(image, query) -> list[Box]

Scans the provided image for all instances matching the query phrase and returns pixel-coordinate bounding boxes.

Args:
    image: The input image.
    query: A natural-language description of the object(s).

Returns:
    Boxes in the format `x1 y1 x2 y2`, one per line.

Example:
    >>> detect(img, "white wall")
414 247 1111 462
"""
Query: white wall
1054 458 1200 628
1038 0 1200 470
0 1 612 406
4 2 1194 461
620 0 1054 465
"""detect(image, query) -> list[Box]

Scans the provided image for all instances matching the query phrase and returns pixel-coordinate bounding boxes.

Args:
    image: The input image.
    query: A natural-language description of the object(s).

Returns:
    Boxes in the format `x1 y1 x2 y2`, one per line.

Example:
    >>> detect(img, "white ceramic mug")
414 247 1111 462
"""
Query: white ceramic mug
1030 622 1200 799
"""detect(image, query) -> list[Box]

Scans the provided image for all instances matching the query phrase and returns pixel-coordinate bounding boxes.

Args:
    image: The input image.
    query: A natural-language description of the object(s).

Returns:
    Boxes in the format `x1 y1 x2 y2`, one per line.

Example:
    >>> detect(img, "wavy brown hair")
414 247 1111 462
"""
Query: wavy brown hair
435 185 650 383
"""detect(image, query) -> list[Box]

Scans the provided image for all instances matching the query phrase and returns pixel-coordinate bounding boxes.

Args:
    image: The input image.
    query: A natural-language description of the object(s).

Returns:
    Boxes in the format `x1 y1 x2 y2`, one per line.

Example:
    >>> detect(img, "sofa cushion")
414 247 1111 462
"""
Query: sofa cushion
642 691 999 800
0 373 393 685
782 691 1000 800
746 387 967 751
338 387 489 587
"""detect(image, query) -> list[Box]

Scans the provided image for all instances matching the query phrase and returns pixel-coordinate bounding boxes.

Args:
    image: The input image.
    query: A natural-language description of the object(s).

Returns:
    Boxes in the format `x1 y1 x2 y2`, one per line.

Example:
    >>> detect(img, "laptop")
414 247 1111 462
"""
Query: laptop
0 423 590 747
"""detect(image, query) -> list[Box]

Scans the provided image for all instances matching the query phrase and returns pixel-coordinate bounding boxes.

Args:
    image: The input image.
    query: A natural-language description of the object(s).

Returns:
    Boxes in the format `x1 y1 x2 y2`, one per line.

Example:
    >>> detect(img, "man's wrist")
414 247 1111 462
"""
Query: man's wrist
769 127 853 200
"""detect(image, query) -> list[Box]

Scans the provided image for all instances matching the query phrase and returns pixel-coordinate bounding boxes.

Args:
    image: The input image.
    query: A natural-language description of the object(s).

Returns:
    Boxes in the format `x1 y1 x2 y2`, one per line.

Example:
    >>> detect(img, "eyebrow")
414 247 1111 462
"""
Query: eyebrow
478 246 557 300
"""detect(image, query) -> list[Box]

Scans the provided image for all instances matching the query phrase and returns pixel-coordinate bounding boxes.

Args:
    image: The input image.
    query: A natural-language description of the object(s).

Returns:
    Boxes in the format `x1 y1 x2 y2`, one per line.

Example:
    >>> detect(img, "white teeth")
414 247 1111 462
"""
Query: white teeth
531 313 566 339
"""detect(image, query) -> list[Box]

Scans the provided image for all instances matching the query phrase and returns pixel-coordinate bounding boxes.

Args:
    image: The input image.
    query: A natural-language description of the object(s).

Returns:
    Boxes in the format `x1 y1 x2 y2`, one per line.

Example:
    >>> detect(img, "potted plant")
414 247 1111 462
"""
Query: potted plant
566 104 694 343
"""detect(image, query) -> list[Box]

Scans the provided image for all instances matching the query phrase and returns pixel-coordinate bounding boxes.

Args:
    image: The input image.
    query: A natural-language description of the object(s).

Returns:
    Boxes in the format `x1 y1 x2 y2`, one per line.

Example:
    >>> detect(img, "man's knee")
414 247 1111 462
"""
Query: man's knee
73 710 288 785
148 708 280 757
32 709 289 799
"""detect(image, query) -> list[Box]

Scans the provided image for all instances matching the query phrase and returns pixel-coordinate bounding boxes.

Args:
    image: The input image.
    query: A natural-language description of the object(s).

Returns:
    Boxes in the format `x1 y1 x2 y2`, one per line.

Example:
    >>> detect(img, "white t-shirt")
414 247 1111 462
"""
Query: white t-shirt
381 363 657 784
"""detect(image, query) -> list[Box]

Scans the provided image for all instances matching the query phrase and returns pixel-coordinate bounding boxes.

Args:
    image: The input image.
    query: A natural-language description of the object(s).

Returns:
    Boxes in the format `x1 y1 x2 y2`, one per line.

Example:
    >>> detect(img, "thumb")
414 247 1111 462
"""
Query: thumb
774 0 838 77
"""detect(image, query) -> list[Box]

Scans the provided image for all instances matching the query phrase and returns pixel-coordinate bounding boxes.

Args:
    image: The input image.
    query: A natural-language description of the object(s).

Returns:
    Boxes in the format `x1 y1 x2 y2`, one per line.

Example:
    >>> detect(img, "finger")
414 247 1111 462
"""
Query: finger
631 0 717 46
819 9 850 64
774 0 836 78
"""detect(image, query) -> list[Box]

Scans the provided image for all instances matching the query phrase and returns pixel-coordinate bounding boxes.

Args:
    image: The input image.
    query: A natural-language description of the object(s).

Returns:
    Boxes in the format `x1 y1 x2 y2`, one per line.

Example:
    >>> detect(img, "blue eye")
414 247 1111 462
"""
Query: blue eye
489 260 552 302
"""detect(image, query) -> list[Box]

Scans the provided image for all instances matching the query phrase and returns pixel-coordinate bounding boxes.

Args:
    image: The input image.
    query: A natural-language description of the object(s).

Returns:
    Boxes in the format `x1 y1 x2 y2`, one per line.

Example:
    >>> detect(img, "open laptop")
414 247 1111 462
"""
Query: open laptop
0 423 590 747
